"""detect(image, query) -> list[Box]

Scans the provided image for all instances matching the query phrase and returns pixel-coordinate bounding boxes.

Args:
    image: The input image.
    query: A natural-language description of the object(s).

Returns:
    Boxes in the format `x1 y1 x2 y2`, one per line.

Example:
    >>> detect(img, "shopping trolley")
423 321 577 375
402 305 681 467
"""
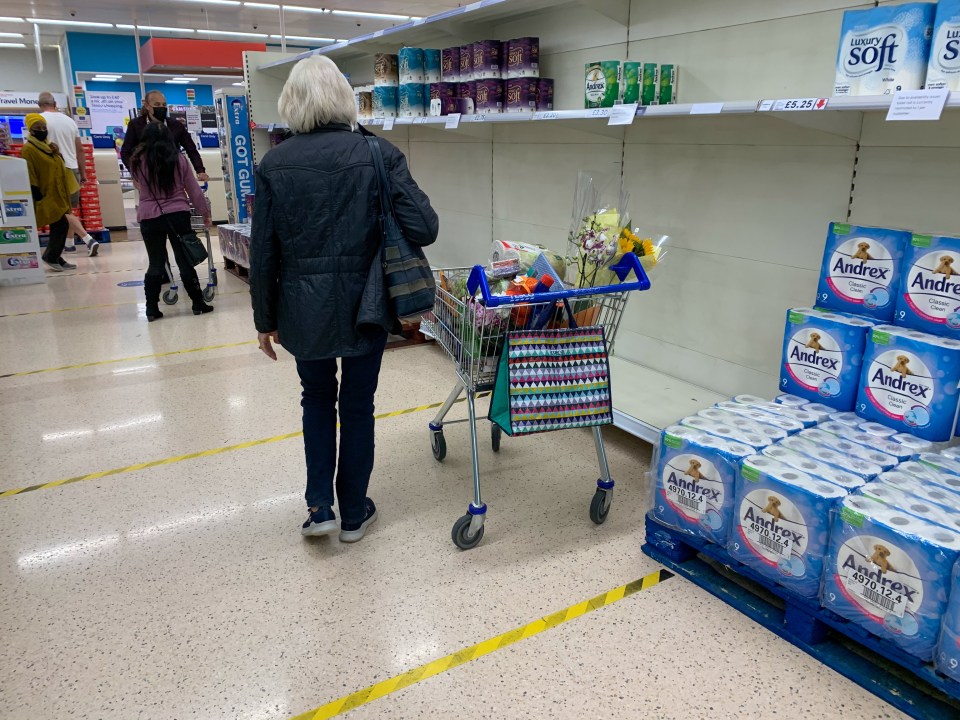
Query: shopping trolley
162 183 218 306
422 252 651 549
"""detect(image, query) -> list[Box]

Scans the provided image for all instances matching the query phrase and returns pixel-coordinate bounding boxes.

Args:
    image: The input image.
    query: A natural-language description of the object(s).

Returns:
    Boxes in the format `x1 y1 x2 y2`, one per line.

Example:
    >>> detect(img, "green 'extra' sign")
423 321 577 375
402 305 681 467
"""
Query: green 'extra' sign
0 228 29 244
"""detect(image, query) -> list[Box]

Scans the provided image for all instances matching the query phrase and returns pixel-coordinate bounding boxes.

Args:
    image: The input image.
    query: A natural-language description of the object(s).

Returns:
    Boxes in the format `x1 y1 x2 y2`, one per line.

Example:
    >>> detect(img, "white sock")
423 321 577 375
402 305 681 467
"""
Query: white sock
82 234 94 242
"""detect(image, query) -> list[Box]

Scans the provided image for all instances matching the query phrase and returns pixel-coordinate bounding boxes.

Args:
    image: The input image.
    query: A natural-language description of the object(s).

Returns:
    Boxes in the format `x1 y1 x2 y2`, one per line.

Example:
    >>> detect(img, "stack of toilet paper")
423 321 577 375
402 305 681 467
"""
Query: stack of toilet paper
653 424 754 545
730 455 848 598
822 494 960 660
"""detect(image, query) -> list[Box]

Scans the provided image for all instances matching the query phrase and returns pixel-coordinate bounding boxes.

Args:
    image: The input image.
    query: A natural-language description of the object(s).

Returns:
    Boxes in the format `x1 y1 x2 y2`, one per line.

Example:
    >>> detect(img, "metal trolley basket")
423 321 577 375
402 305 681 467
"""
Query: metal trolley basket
422 252 651 549
161 183 219 306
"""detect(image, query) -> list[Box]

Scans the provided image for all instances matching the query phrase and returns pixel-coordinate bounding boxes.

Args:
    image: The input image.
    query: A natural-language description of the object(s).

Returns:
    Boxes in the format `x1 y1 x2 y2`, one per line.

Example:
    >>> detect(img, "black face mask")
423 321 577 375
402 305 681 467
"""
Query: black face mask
32 130 48 142
152 107 168 122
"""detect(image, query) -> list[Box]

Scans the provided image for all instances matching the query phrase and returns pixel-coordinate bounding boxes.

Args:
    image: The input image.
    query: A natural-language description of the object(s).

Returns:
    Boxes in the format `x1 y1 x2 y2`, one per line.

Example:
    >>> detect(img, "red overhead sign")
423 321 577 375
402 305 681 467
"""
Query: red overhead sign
139 38 265 73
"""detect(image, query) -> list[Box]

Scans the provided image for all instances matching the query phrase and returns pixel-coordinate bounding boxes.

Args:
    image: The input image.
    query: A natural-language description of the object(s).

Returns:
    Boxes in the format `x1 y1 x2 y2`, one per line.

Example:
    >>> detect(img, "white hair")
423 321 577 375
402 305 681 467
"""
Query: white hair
278 55 357 133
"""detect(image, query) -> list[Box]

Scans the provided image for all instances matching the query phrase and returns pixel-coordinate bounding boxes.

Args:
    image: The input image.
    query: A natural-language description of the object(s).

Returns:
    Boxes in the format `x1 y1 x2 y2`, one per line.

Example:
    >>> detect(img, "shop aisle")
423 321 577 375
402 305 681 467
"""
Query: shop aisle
0 242 903 719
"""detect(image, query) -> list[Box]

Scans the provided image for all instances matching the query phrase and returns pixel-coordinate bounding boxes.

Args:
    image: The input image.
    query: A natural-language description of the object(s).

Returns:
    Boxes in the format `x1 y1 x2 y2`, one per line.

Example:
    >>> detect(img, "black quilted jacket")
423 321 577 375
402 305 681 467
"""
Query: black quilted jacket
250 124 438 359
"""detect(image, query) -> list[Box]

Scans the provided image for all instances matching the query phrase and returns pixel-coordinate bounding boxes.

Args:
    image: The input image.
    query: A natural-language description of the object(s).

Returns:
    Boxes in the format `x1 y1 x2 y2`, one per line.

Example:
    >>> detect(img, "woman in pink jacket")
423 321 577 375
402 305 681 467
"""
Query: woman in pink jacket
130 123 212 321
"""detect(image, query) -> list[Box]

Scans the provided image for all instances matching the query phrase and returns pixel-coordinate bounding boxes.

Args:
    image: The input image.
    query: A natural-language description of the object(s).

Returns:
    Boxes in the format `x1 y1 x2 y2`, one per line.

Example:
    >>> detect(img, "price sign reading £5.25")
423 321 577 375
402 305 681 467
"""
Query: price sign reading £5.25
771 97 829 112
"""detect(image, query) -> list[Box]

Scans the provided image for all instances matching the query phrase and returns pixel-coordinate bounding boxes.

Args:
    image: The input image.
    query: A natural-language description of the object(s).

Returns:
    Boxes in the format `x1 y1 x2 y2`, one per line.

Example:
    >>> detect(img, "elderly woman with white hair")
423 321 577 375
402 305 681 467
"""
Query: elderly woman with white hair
250 56 439 542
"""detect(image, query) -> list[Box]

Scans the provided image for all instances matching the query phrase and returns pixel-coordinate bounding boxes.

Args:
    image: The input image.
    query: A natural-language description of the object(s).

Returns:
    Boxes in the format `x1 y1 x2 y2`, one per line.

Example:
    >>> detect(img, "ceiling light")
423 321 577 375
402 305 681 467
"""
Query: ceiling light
116 24 195 33
173 0 241 5
0 17 25 23
269 34 334 43
202 29 268 38
165 79 191 84
0 42 26 47
0 31 23 37
283 5 330 14
232 81 246 86
28 18 114 28
92 73 123 78
244 2 280 8
172 77 198 81
330 10 409 20
91 76 120 82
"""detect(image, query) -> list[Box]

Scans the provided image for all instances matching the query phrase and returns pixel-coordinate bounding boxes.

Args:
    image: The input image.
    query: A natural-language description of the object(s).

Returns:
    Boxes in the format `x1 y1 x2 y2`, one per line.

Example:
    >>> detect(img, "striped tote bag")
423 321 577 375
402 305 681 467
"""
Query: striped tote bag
489 326 613 436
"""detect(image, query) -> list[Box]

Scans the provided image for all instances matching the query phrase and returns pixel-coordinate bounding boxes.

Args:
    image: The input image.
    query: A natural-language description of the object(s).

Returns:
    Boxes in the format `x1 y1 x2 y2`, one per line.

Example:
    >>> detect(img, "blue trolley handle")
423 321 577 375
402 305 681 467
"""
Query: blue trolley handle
466 251 652 308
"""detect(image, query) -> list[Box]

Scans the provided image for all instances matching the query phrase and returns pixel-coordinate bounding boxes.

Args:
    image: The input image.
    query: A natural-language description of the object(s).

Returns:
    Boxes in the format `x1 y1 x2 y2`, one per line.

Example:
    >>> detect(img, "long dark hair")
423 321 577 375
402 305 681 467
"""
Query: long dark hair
131 122 179 196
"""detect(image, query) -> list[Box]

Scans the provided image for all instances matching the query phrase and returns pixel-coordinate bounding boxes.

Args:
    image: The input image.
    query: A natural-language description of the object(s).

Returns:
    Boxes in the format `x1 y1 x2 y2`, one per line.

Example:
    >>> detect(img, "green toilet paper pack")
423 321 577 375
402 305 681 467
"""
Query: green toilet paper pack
585 61 621 108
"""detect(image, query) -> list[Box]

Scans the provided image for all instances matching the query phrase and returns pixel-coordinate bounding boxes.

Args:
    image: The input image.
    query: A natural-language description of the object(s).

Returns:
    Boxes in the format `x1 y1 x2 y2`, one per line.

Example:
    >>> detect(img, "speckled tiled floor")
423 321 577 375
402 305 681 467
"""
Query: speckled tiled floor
0 242 906 719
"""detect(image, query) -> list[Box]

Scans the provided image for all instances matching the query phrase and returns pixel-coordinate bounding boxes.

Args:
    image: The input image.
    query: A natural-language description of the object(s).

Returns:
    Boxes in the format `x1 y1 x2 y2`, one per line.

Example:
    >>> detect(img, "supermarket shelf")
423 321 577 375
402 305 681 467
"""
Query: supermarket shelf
608 357 725 445
258 0 569 70
251 93 959 132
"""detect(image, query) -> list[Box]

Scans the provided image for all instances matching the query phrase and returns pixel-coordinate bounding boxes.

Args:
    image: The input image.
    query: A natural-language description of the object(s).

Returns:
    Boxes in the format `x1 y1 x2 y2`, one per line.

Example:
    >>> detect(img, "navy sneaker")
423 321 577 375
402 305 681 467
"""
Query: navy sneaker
63 244 77 253
340 499 378 543
301 507 337 537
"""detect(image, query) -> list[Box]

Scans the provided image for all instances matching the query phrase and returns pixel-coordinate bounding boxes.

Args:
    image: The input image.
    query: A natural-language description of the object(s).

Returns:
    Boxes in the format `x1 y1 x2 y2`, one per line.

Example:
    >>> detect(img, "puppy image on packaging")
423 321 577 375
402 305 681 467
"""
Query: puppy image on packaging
855 325 960 441
816 223 910 322
895 234 960 338
780 308 873 410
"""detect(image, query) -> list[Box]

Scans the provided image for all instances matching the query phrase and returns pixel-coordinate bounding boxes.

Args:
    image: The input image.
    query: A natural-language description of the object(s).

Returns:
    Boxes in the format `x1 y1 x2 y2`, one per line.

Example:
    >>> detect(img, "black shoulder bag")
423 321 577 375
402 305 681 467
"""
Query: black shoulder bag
365 135 435 321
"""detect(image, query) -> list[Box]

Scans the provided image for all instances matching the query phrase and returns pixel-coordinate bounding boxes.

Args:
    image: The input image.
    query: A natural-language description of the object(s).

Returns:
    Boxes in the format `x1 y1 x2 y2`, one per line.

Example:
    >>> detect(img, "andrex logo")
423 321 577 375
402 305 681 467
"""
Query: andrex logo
666 472 720 502
843 26 903 76
841 552 918 602
789 345 839 370
870 358 930 399
742 505 805 545
832 256 890 279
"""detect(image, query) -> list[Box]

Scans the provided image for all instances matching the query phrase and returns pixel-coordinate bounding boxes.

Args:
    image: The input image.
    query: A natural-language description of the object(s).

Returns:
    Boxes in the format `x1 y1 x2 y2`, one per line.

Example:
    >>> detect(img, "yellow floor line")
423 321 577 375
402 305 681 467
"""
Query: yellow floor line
0 396 480 498
0 289 247 318
47 266 150 278
289 569 674 720
0 340 258 379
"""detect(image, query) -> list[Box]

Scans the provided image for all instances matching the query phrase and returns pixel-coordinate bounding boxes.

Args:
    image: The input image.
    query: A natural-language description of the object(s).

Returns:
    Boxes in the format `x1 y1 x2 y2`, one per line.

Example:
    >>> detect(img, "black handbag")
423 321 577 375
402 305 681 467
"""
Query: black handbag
159 199 208 267
365 136 435 321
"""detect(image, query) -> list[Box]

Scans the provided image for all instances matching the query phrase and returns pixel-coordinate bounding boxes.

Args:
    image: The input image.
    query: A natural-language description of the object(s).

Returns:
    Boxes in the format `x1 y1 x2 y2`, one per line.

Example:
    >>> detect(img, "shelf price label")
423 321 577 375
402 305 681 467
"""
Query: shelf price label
382 117 395 131
608 103 640 125
765 97 829 112
467 114 486 122
445 113 462 129
533 111 559 120
413 116 428 124
588 107 611 118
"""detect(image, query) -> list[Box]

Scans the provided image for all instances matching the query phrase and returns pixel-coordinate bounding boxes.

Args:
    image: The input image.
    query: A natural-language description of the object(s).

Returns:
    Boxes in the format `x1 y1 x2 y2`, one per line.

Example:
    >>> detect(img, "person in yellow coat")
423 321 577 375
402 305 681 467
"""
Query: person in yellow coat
20 113 79 272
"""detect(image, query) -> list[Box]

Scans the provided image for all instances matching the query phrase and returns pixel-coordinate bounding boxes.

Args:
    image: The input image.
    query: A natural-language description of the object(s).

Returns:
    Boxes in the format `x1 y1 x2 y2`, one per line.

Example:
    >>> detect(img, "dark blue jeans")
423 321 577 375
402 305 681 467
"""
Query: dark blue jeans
296 333 387 524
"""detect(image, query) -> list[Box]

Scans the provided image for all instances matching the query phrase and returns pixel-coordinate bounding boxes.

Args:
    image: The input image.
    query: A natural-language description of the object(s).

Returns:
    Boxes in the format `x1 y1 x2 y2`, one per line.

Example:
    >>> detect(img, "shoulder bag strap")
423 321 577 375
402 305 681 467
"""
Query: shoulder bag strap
365 135 395 218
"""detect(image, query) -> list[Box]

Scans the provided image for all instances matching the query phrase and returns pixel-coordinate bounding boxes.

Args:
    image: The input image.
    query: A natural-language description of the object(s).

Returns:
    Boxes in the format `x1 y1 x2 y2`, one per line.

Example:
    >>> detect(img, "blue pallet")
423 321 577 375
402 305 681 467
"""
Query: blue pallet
642 513 960 719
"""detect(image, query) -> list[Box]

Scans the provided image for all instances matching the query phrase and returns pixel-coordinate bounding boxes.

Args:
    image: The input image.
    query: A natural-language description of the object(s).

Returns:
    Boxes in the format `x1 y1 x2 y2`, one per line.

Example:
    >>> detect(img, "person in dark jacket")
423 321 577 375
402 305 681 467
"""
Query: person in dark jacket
120 91 208 180
250 56 438 542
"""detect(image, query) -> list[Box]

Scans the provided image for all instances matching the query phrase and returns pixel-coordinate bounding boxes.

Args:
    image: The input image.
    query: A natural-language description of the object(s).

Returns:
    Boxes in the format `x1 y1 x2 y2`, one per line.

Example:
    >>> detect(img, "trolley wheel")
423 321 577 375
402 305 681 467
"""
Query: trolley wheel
590 489 611 525
203 286 216 302
452 514 484 550
491 424 501 453
431 430 447 462
162 290 178 305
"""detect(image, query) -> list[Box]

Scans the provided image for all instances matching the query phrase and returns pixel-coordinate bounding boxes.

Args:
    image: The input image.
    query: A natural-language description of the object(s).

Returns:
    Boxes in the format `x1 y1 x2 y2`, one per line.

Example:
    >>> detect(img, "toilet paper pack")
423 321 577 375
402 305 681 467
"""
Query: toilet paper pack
372 86 398 118
942 446 960 460
898 460 960 495
762 445 866 490
778 435 883 479
441 47 461 82
680 415 774 450
398 47 425 84
398 84 427 117
876 471 960 513
817 421 916 462
834 3 937 96
802 403 839 421
776 393 809 408
800 428 899 470
424 49 441 83
506 37 539 79
733 396 820 427
895 233 960 338
780 307 874 410
926 0 960 91
816 223 910 322
830 411 862 428
891 432 935 454
858 482 960 535
374 53 399 86
696 408 787 443
714 402 805 434
855 325 960 442
822 494 960 660
654 425 754 544
917 452 960 477
729 455 847 598
936 560 960 681
860 421 897 437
